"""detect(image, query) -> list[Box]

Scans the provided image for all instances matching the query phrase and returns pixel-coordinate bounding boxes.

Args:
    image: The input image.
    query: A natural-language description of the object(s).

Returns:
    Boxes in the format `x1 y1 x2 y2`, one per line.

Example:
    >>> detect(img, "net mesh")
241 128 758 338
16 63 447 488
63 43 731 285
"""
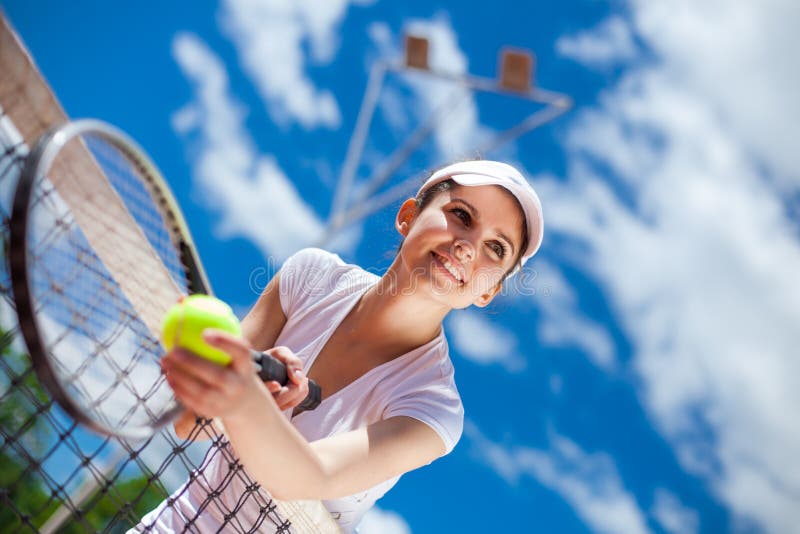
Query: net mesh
0 109 310 533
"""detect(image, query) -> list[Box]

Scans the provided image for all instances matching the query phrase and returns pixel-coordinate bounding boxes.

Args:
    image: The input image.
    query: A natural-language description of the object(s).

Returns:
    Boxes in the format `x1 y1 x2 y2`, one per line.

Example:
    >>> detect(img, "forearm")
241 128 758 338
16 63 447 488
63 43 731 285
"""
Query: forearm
166 332 444 501
241 272 286 351
222 387 329 500
226 397 445 500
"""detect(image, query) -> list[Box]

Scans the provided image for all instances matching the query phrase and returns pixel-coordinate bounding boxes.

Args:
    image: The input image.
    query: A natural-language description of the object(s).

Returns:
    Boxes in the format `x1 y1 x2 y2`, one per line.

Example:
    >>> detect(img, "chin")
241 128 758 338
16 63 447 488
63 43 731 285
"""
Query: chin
424 274 470 306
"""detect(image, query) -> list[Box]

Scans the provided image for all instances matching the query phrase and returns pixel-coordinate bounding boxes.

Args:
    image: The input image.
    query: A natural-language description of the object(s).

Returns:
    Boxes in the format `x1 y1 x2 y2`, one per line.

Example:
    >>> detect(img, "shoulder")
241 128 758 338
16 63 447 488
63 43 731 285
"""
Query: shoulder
279 248 377 317
283 247 376 288
282 247 345 272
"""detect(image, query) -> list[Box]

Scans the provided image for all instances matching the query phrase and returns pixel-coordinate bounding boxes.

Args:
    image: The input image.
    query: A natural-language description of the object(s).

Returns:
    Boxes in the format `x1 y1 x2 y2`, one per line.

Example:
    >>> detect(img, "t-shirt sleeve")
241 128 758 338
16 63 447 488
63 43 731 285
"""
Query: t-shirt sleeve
278 248 343 318
383 369 464 455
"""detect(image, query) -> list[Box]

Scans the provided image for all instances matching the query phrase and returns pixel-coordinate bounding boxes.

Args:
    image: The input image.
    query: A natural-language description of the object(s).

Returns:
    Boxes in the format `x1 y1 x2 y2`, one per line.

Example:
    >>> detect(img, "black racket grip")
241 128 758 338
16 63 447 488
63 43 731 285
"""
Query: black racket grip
251 350 321 413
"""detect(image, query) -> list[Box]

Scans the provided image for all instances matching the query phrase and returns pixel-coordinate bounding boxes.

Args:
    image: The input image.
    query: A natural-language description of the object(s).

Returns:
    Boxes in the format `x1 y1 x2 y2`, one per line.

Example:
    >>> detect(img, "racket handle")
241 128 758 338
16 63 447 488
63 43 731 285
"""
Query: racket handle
251 350 322 413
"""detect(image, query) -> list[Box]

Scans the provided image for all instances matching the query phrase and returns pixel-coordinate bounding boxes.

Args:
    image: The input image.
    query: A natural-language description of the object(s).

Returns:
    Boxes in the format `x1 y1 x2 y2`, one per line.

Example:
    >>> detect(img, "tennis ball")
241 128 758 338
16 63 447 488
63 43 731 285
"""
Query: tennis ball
161 294 242 365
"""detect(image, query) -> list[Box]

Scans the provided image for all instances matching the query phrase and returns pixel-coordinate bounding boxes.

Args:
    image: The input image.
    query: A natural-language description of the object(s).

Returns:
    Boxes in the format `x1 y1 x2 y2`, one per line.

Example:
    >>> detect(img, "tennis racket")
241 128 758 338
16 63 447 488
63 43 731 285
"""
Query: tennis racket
9 119 321 440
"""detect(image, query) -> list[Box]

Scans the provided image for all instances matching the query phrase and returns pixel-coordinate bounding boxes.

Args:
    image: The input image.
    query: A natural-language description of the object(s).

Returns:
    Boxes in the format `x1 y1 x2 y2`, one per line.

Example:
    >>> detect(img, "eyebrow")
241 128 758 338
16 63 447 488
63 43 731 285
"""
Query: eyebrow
452 198 517 257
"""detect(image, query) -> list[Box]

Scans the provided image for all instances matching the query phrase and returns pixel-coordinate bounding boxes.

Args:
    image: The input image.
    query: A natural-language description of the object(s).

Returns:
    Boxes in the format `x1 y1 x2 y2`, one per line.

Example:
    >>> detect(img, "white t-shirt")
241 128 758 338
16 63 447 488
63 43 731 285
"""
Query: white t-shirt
134 248 464 533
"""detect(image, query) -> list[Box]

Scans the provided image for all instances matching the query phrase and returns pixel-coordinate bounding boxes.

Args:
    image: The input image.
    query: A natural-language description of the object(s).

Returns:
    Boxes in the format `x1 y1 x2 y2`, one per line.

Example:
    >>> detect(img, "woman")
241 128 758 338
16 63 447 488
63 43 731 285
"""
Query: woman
138 160 543 532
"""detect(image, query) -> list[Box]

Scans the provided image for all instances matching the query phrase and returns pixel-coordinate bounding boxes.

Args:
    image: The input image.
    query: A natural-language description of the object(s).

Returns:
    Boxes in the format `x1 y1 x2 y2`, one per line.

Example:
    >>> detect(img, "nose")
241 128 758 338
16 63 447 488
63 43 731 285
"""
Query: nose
452 238 475 262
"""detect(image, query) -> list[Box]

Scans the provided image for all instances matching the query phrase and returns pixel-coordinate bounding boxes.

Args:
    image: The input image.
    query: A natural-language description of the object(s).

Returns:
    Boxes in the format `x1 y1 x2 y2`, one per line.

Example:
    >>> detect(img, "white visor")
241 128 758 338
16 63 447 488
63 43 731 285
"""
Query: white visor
416 160 543 272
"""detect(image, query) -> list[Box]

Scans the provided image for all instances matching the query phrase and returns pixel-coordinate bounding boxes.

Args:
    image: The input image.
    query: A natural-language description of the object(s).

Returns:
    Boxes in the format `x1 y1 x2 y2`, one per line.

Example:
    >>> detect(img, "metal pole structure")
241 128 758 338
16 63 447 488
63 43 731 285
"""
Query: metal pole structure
319 35 573 247
477 100 572 155
354 86 470 205
328 62 388 230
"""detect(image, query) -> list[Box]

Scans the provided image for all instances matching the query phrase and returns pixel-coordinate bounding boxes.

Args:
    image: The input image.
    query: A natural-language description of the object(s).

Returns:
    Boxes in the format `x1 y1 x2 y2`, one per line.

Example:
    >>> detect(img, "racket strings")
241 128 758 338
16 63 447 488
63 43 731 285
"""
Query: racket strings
88 137 186 288
23 193 177 439
0 120 105 530
29 245 166 435
38 154 187 321
28 194 136 333
1 127 178 532
1 126 309 533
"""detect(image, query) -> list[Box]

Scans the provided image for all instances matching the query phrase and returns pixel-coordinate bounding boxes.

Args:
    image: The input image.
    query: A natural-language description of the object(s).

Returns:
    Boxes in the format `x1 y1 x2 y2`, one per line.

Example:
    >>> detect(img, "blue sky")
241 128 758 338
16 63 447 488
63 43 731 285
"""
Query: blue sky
3 1 799 533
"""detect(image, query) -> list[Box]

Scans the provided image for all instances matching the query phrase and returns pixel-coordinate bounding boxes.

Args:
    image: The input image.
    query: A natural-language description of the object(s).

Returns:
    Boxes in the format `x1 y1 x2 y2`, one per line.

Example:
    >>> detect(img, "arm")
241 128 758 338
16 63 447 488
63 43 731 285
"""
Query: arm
162 332 447 500
240 271 287 351
311 416 445 498
226 401 446 500
173 272 289 440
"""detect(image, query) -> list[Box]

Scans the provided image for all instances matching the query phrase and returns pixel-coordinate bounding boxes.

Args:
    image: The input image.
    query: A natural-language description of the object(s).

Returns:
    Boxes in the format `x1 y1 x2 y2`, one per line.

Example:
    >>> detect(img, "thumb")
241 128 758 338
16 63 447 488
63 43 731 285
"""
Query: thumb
202 329 254 374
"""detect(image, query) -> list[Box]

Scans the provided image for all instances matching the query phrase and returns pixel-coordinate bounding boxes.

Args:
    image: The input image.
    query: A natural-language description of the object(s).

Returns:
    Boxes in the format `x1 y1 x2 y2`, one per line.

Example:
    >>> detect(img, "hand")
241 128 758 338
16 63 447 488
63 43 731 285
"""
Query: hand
173 409 220 441
261 346 310 411
173 408 200 440
161 329 265 420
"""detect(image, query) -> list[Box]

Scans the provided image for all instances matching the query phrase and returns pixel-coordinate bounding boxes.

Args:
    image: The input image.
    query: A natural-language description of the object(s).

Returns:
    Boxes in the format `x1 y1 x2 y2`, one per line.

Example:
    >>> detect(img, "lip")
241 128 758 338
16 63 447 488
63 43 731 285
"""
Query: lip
430 251 466 285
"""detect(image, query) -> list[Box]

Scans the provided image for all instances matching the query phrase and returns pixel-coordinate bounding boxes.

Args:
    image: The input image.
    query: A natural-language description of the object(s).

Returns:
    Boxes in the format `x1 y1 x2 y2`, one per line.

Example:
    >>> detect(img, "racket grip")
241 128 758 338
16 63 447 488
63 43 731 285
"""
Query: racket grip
251 350 322 413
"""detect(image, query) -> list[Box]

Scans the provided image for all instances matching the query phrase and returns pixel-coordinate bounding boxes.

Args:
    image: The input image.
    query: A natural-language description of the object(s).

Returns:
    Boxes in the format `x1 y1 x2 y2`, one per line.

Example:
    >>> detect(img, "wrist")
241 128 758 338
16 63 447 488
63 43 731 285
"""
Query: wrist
222 381 280 428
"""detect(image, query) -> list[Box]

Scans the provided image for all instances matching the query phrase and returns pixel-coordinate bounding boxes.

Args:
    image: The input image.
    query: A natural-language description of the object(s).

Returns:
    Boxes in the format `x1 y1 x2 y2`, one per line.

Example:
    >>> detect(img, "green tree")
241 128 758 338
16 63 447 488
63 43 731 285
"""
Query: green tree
0 328 167 533
0 328 59 532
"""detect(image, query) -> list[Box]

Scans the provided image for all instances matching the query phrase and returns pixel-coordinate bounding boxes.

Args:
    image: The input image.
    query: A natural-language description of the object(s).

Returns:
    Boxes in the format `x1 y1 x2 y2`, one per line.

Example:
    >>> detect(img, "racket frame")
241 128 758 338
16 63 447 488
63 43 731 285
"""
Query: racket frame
9 119 210 439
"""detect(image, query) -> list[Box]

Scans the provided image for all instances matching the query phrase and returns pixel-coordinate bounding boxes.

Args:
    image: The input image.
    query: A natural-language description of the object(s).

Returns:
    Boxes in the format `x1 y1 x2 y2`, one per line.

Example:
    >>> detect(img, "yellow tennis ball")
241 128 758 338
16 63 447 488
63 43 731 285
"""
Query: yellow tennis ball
161 294 242 365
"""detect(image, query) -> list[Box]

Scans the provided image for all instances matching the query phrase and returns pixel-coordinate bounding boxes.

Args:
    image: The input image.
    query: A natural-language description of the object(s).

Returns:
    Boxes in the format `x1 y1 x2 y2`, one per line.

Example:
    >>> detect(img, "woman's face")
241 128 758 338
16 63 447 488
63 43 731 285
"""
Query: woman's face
398 183 525 309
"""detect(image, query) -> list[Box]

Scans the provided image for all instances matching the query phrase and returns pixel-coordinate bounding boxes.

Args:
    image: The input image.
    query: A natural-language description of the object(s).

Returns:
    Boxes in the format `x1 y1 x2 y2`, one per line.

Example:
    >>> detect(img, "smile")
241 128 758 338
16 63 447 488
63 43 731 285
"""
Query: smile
431 252 465 285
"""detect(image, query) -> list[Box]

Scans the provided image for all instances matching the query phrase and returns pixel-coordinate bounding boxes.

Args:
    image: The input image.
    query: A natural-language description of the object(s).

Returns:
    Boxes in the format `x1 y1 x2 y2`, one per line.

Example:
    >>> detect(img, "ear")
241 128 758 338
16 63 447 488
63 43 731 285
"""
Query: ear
396 198 419 236
473 283 502 308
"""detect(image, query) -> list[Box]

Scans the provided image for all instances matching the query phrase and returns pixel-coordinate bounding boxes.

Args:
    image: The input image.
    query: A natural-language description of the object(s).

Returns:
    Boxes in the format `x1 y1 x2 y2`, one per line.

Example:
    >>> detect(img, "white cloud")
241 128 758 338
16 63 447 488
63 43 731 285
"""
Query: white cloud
556 15 638 68
170 104 200 134
532 260 615 369
630 0 800 187
367 20 393 55
446 310 524 372
219 0 372 129
466 422 650 534
651 489 698 534
172 33 324 261
550 3 800 531
356 506 411 534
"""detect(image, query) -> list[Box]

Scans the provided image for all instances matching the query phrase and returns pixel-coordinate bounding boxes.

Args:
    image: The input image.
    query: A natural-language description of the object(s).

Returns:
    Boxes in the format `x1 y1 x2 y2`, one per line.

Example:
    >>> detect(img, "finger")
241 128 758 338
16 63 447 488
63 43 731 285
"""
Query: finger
289 368 305 386
273 386 291 410
266 346 305 384
165 368 216 416
163 358 211 394
289 381 309 405
163 349 226 387
288 366 305 386
274 380 308 409
202 329 253 374
278 391 302 411
265 380 282 394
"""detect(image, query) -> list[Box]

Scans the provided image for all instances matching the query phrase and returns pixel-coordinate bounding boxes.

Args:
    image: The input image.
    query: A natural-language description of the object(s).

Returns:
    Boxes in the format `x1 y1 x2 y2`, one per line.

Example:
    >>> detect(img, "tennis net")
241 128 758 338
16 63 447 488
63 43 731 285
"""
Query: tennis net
0 13 338 533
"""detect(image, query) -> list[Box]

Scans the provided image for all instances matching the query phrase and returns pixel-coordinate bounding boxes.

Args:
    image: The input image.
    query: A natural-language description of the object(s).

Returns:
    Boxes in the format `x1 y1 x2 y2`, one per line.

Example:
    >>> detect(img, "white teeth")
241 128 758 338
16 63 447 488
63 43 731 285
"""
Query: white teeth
438 254 462 282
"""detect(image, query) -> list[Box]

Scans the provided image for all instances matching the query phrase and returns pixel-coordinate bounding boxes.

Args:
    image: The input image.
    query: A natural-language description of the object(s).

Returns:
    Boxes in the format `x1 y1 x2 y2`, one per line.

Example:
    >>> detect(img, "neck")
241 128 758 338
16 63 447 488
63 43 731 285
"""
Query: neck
348 255 449 347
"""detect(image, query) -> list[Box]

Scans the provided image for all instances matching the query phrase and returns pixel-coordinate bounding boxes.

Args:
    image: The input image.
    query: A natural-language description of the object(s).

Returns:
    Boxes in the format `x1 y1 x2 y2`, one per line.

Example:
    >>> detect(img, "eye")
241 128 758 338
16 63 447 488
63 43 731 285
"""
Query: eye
450 208 471 227
488 241 507 259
